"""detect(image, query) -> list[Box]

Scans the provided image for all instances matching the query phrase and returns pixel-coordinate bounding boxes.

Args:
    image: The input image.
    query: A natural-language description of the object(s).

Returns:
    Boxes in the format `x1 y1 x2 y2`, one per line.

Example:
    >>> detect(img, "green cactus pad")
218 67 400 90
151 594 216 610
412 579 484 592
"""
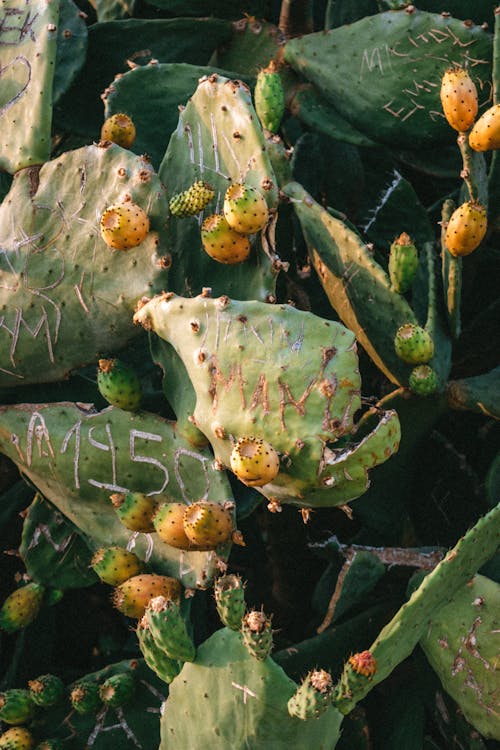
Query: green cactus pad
0 403 235 589
134 292 400 508
160 628 343 749
420 574 500 740
0 143 169 388
53 0 88 105
0 0 58 173
159 73 279 302
284 9 492 148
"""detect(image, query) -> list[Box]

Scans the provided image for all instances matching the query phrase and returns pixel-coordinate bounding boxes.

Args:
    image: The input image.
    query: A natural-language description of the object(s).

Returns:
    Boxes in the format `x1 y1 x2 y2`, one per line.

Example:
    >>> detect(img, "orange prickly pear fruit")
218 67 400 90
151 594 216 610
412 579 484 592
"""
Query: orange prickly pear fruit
91 546 144 586
153 503 195 550
469 104 500 152
229 437 280 487
100 113 136 148
223 183 269 234
113 574 181 618
201 214 251 264
445 201 487 257
100 201 149 250
182 502 237 549
0 727 35 750
110 491 158 533
440 67 478 132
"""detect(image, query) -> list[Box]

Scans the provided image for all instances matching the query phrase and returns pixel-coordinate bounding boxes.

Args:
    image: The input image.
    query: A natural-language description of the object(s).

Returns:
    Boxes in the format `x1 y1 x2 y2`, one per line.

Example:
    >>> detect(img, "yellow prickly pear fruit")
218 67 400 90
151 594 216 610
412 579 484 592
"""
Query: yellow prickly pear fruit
110 491 157 533
182 502 236 550
201 214 251 264
113 574 181 618
469 103 500 152
91 546 144 586
440 67 478 132
100 113 136 149
100 201 150 250
0 727 35 750
445 201 487 257
0 583 44 633
223 183 269 234
153 503 195 550
229 437 280 487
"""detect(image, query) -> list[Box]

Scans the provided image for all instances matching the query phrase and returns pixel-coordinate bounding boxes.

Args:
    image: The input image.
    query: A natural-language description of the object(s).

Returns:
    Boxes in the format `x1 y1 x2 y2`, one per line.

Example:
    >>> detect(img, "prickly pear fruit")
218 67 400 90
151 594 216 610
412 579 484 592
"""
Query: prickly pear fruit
348 651 377 679
99 673 135 708
136 618 182 684
97 359 142 411
469 103 500 152
169 181 215 217
0 727 35 750
182 502 236 549
214 574 246 630
0 583 44 633
100 201 150 250
27 675 64 708
254 61 285 133
223 183 269 234
145 596 196 662
110 491 157 533
388 232 418 294
229 437 280 487
241 609 273 660
440 67 478 132
91 546 143 586
408 365 440 397
201 214 251 264
152 503 193 550
445 201 487 257
100 113 136 149
113 574 181 619
69 680 101 715
394 323 434 364
288 669 334 720
34 740 63 750
0 691 35 726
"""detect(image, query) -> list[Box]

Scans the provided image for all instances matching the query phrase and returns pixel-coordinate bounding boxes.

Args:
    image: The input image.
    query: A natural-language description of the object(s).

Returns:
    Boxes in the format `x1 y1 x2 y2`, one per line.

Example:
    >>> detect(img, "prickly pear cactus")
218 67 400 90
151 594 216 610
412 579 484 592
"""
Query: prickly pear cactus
135 292 401 508
0 144 170 387
160 628 343 749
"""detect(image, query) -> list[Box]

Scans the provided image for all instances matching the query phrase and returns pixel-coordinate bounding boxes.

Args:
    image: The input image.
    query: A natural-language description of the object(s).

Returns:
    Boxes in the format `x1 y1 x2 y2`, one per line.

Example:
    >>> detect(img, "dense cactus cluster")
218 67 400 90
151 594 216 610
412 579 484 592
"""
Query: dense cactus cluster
0 1 499 749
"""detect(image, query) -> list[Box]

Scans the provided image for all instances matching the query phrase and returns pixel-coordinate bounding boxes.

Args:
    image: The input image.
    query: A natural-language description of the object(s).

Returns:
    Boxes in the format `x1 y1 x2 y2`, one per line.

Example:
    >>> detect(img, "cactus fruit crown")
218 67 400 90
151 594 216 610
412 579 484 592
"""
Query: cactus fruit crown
229 436 280 487
348 650 377 678
309 669 333 693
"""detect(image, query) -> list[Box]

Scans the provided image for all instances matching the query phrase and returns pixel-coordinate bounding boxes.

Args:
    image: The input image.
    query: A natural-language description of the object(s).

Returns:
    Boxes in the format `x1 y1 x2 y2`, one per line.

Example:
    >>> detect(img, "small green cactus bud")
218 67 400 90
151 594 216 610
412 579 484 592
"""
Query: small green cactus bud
136 618 182 684
97 359 142 412
109 491 157 533
145 596 196 662
91 546 144 586
182 502 237 550
99 673 135 708
169 181 215 217
288 669 334 720
394 323 434 364
201 214 251 264
100 201 150 250
469 103 500 152
0 727 35 750
113 574 182 619
408 365 440 396
0 690 35 726
214 574 246 630
100 113 136 149
27 675 64 708
223 183 269 234
70 680 101 715
440 67 478 133
388 232 418 294
241 609 273 660
229 436 280 487
0 583 45 633
152 503 194 550
444 201 487 257
254 60 285 134
34 740 63 750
